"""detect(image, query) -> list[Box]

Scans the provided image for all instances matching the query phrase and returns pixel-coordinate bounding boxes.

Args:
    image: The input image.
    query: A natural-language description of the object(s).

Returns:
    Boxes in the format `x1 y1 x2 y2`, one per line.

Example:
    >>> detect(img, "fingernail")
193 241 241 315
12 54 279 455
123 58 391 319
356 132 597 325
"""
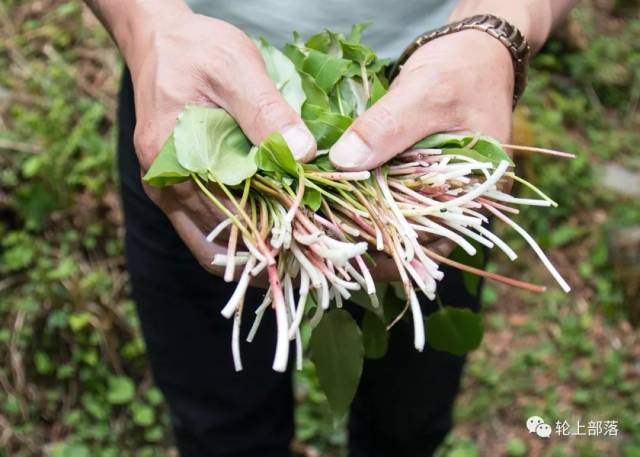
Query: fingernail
281 125 315 161
330 131 371 169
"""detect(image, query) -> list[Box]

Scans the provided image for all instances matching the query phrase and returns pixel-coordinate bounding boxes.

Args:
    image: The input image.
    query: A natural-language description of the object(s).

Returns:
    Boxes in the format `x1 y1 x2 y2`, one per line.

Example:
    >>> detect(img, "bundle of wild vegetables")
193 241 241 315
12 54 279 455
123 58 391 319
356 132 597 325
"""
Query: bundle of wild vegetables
144 24 573 414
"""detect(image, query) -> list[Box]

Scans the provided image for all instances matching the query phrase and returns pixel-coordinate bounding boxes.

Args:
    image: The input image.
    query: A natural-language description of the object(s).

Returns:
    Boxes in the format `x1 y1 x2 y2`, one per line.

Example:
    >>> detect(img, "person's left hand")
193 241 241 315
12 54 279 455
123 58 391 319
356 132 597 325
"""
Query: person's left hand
329 30 514 171
329 30 514 265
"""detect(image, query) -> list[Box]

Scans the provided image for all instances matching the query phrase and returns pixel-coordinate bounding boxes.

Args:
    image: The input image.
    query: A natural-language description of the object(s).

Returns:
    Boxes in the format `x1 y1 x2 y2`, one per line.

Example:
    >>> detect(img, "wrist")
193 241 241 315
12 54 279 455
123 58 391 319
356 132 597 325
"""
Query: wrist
93 0 192 67
448 1 551 53
390 14 528 107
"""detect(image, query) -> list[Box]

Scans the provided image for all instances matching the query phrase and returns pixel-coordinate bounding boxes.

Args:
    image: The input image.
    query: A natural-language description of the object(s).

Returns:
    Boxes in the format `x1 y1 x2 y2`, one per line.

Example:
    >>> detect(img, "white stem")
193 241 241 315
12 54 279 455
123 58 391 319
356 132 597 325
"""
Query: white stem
356 256 376 295
284 273 295 324
251 259 267 276
221 257 257 319
272 292 290 372
339 222 361 237
375 225 384 251
242 235 267 263
291 242 323 287
294 231 324 245
411 217 477 256
375 169 416 244
333 286 343 308
446 222 494 249
407 235 441 279
212 253 250 266
310 171 371 180
295 330 303 371
247 290 271 343
461 207 490 222
438 153 492 179
288 271 309 340
206 218 232 243
486 205 571 292
428 211 483 226
319 275 330 310
475 225 518 261
423 160 510 213
485 190 552 207
345 263 365 286
224 236 237 282
232 308 243 371
402 257 429 297
308 240 368 267
310 293 324 327
409 288 425 351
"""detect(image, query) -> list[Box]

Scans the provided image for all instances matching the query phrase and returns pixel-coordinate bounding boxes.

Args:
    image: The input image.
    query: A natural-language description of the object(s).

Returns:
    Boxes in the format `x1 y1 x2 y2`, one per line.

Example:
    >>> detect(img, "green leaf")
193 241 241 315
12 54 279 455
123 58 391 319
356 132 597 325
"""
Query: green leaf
173 106 256 185
302 188 322 211
344 62 362 78
472 136 514 166
132 402 156 427
144 426 165 443
305 30 344 56
366 58 392 76
51 443 91 457
142 134 190 187
106 376 135 404
413 132 468 149
348 282 385 319
368 73 387 107
256 132 298 176
548 223 588 247
145 387 164 406
448 241 485 296
310 309 364 420
302 49 351 93
348 22 372 43
255 37 306 113
440 147 497 164
414 133 514 166
35 351 53 374
340 41 375 65
299 71 330 109
69 312 92 332
362 311 388 359
283 43 306 71
425 306 484 356
304 153 336 172
304 108 353 149
506 437 528 457
338 78 368 117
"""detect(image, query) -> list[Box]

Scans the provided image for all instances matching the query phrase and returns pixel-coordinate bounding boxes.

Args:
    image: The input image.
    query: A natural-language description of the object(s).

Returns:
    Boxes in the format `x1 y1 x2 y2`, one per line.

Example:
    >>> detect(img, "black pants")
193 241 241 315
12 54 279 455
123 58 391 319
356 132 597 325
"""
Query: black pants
117 69 480 457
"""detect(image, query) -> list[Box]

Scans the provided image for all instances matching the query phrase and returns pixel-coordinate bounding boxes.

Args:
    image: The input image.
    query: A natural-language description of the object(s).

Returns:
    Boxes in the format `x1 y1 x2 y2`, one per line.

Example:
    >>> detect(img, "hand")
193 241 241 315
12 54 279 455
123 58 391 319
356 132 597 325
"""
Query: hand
328 30 514 171
329 30 514 263
119 7 316 274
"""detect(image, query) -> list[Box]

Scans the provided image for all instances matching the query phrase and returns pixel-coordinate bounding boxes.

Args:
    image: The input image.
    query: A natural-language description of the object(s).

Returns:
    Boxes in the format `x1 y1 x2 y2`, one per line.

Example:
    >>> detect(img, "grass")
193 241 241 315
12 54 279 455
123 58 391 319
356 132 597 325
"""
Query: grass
0 1 638 456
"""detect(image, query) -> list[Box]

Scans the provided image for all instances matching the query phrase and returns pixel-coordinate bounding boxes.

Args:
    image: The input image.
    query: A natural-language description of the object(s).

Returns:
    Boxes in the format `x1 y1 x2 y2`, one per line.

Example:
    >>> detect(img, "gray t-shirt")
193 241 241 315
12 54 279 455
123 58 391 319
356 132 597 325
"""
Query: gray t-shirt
187 0 457 58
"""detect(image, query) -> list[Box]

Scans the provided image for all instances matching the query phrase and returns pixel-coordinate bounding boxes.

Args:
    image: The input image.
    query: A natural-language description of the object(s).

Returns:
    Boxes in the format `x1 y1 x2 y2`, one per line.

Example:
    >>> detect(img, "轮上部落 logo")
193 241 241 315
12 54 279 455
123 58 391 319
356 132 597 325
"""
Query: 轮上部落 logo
527 416 552 438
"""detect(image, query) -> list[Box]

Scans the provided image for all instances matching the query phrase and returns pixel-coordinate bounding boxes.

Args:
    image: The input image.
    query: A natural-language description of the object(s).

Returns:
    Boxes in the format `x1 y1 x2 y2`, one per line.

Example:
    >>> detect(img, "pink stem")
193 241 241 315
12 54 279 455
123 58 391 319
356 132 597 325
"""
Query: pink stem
477 197 520 214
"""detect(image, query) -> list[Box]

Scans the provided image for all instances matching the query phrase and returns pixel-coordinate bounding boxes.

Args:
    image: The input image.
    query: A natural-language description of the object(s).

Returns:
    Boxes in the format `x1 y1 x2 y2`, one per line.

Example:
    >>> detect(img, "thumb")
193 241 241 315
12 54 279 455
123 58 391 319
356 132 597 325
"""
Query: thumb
221 64 316 162
329 81 441 171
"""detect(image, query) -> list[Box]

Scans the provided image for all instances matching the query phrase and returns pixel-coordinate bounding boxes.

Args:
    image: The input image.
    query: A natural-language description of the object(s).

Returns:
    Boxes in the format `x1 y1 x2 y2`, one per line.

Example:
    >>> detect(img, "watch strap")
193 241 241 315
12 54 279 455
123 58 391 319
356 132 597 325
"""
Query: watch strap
389 14 531 108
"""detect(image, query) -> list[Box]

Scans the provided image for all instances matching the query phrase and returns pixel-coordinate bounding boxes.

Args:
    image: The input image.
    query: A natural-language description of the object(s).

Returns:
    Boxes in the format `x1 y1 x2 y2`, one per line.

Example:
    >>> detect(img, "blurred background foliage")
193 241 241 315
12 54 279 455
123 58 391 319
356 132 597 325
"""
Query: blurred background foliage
0 1 638 456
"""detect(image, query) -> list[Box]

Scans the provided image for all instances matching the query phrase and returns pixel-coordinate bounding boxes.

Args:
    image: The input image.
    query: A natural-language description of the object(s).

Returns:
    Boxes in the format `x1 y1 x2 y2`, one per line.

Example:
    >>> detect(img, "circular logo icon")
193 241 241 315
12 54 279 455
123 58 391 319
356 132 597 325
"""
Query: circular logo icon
535 423 552 438
526 416 545 434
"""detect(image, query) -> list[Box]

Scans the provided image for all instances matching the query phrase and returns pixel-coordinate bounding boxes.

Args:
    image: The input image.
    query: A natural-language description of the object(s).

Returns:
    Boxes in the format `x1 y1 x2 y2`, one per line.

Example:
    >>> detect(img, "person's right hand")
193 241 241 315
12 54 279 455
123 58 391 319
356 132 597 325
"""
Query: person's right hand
115 4 317 274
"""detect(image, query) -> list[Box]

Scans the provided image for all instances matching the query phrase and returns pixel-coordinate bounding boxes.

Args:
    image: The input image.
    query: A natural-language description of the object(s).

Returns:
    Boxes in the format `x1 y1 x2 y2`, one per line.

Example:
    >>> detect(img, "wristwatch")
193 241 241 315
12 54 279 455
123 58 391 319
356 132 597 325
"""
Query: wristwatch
389 14 531 108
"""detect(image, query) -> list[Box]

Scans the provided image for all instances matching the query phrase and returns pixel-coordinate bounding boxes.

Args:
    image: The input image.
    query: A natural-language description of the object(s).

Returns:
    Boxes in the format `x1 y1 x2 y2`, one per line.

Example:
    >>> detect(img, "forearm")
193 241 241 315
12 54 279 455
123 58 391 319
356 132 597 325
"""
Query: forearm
84 0 191 64
449 0 578 53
